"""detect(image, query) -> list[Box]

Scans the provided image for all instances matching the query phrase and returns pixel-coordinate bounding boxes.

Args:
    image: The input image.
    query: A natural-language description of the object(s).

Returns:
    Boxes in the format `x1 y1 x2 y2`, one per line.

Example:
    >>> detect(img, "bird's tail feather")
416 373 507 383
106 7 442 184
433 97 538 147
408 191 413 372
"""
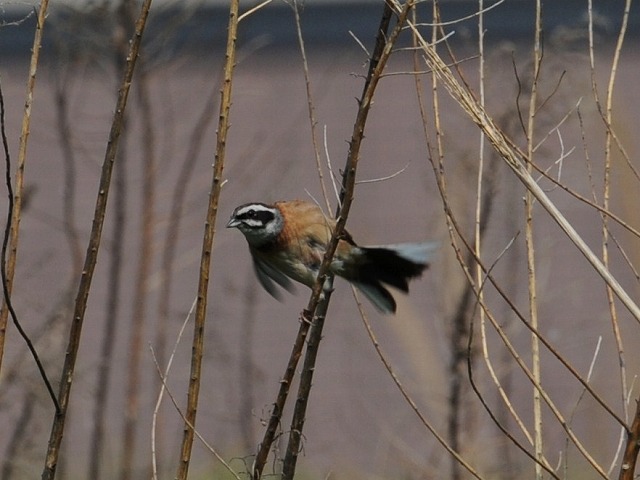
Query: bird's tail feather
351 242 436 314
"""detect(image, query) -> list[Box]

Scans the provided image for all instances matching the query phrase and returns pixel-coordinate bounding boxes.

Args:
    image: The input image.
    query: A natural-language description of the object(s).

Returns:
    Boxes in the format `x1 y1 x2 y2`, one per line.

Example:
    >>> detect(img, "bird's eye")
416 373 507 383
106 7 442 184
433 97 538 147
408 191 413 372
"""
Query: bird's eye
237 206 273 227
238 208 258 221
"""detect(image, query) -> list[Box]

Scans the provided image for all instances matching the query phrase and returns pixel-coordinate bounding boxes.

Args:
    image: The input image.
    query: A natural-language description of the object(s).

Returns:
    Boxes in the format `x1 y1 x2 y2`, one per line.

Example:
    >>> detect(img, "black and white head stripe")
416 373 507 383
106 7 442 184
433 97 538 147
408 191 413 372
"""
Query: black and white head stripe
227 202 284 247
229 203 276 228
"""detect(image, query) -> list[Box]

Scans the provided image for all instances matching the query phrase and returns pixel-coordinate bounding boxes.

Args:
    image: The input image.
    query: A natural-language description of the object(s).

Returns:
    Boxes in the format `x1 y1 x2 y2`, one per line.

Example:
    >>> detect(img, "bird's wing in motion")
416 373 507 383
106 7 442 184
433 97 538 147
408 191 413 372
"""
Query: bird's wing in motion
252 255 296 299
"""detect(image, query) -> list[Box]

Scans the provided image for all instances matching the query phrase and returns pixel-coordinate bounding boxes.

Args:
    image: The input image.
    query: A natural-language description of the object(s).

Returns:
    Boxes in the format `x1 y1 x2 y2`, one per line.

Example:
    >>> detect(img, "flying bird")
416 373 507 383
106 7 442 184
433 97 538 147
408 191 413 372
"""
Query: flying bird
227 200 434 314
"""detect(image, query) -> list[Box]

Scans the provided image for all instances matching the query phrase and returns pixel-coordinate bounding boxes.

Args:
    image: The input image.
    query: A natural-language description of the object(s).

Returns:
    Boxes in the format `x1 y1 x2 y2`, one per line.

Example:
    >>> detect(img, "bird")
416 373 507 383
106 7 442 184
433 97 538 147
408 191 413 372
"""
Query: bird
226 200 434 314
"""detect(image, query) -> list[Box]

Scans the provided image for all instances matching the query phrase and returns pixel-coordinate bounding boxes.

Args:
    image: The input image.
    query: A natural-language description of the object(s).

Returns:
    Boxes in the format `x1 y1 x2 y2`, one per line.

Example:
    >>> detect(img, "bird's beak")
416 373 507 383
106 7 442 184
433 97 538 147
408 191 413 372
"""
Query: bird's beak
226 217 239 228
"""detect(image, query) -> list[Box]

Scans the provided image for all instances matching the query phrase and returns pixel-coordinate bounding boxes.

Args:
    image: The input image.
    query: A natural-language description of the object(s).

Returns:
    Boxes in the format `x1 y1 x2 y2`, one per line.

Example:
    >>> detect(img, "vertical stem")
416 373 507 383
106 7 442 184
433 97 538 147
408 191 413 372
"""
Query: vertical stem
587 5 633 471
601 0 632 437
471 2 486 475
526 1 543 478
174 1 238 478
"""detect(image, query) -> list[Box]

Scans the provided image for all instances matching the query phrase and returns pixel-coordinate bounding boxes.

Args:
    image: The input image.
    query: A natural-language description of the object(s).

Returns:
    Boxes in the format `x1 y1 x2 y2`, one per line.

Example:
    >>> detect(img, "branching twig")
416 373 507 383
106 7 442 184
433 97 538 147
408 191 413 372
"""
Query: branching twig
435 202 609 477
394 0 640 324
466 242 559 479
152 298 195 480
354 285 485 478
238 0 273 23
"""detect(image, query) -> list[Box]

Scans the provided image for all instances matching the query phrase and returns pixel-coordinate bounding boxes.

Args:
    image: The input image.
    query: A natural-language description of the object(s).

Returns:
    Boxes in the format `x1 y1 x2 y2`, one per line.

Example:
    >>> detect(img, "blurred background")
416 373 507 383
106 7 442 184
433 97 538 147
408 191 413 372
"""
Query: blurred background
1 0 639 478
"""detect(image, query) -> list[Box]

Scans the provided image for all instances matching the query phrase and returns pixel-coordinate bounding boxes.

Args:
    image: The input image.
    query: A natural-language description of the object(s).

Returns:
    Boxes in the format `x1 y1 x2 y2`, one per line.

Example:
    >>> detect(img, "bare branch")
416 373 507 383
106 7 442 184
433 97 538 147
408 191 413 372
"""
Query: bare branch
41 0 154 477
175 1 239 478
396 0 640 324
281 3 416 479
619 398 640 480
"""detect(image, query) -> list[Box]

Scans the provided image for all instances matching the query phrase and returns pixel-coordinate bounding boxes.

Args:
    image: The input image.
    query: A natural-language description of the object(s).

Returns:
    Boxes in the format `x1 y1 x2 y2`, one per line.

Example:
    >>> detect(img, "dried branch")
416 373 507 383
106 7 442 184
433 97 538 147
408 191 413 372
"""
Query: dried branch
438 205 609 476
394 0 640 324
250 312 313 479
174 1 239 478
0 0 49 374
40 0 153 477
469 235 558 477
525 2 544 478
595 0 633 442
619 397 640 480
280 3 414 478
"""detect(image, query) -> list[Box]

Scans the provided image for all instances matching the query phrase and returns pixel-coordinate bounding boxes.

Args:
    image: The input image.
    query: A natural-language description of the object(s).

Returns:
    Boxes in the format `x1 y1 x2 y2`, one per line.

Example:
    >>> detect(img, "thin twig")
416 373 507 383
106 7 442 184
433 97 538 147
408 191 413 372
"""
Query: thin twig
355 161 410 184
525 5 544 477
151 297 195 480
348 30 371 58
565 337 602 475
411 0 505 27
323 125 340 204
150 336 242 480
353 285 485 478
412 3 485 477
467 239 558 478
597 0 633 457
435 200 609 477
238 0 273 23
0 78 59 413
291 0 331 212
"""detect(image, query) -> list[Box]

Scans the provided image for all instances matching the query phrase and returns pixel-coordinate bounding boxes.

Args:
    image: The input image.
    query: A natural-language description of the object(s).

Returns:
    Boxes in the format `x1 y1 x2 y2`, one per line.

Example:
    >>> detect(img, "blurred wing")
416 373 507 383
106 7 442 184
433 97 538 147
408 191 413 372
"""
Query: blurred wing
252 255 295 300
